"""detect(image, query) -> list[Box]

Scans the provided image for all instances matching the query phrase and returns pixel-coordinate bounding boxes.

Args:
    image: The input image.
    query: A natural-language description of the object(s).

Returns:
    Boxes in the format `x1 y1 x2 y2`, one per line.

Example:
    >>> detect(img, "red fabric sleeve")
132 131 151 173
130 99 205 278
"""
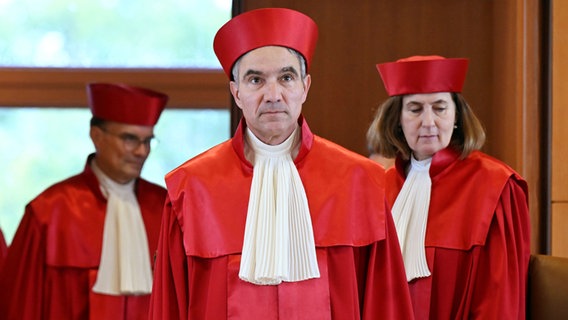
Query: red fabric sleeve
149 196 189 320
469 178 531 319
0 206 46 320
0 228 7 268
363 198 414 319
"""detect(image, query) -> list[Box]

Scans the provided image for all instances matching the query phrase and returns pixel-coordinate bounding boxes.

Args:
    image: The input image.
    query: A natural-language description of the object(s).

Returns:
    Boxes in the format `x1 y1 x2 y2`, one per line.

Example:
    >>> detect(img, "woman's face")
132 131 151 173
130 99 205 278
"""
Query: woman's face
400 92 456 160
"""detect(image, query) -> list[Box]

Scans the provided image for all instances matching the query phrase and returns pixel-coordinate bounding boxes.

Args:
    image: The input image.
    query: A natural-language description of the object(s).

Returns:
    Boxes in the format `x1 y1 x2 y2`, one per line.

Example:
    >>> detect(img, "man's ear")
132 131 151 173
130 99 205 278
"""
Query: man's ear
90 126 103 149
301 74 311 104
229 81 243 109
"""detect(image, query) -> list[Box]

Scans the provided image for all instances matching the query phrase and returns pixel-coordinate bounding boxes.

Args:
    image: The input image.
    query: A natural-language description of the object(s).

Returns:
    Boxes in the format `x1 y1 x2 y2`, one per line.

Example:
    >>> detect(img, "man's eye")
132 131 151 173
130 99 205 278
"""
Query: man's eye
123 135 139 143
120 134 139 142
282 75 292 81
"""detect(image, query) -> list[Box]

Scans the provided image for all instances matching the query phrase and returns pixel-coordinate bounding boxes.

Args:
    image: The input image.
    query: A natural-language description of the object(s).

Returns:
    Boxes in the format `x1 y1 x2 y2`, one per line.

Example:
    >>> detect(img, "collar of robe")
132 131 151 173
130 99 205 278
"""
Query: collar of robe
239 127 320 285
391 155 432 282
90 159 153 295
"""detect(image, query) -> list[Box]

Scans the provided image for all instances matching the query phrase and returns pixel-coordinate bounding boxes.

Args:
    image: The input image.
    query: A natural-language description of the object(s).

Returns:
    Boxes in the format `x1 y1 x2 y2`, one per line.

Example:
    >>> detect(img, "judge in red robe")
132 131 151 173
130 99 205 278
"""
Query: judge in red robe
0 83 169 320
367 55 531 319
149 8 413 320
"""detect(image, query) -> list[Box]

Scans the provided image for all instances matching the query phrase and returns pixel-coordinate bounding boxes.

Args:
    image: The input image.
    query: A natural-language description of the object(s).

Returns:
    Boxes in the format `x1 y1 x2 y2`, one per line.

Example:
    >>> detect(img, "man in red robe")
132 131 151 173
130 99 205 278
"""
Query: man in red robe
0 83 169 320
149 8 413 320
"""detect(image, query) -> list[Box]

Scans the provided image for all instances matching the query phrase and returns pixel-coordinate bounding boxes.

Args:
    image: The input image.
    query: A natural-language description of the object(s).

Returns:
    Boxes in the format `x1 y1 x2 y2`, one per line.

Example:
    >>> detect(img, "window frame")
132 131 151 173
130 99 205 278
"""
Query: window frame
0 68 229 109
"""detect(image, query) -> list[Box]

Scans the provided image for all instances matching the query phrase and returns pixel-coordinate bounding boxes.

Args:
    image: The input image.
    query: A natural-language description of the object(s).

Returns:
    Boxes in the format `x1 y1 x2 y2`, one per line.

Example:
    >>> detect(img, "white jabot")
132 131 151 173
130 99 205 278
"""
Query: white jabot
91 160 153 295
391 156 432 282
239 127 320 285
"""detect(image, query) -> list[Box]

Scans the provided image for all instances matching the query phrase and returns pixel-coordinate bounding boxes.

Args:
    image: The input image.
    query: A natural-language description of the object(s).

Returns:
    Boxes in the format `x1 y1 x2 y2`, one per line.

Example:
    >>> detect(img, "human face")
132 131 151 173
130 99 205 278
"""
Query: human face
90 121 155 184
230 46 311 145
400 92 456 160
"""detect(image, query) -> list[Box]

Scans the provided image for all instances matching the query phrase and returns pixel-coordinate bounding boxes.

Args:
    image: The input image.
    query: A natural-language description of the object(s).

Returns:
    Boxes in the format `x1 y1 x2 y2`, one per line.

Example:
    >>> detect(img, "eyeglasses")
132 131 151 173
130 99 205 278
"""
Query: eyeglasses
100 127 158 151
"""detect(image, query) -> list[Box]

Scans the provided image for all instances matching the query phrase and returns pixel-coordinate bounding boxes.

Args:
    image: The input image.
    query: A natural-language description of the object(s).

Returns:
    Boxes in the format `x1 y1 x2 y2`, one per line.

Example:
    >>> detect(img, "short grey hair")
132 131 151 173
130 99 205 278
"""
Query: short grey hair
231 47 307 83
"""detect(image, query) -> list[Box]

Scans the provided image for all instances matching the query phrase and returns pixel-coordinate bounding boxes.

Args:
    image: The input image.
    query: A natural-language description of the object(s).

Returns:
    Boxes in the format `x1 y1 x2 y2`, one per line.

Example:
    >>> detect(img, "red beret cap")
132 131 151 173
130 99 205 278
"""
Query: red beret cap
87 83 168 126
376 55 469 96
213 8 318 79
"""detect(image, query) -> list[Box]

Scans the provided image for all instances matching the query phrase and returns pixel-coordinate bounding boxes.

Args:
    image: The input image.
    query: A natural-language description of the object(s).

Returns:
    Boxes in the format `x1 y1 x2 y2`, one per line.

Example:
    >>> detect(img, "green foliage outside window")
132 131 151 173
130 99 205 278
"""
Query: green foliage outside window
0 0 231 68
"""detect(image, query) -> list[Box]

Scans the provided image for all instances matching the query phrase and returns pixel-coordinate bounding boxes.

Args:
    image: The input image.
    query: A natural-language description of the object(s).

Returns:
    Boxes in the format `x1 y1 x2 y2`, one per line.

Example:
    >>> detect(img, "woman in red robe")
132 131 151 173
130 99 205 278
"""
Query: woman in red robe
367 55 531 319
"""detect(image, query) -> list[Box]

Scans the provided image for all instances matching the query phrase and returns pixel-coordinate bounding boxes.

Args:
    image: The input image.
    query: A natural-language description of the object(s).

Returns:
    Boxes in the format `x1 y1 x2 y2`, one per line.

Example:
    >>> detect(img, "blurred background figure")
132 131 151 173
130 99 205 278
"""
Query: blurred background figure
0 83 168 320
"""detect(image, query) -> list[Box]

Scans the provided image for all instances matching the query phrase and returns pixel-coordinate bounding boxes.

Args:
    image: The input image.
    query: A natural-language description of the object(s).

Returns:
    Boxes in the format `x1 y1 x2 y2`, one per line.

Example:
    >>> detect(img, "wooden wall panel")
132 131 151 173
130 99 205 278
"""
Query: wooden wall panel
552 0 568 202
236 0 544 253
552 203 568 257
552 0 568 256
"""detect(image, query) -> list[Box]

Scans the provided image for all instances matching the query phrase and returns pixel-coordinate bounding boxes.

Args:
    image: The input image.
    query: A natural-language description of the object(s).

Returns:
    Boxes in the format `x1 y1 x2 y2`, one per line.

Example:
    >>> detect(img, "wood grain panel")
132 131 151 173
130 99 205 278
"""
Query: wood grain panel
0 68 229 109
552 0 568 201
552 203 568 258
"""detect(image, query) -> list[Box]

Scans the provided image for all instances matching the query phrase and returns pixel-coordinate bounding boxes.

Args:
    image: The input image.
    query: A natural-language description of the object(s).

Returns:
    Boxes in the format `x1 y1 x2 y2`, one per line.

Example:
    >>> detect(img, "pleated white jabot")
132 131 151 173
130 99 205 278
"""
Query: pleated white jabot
391 156 432 282
239 128 320 285
91 160 153 295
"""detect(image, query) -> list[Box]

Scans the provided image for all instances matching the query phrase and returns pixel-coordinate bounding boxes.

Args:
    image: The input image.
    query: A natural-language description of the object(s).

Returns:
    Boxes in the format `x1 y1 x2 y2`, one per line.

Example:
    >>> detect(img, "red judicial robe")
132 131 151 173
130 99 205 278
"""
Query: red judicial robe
0 228 7 268
149 118 414 320
386 147 531 320
0 155 167 320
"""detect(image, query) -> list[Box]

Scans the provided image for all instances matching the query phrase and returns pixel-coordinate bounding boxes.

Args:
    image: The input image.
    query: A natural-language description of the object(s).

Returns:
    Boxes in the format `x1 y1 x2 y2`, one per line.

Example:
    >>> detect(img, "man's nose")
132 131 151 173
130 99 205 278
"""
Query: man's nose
264 81 282 103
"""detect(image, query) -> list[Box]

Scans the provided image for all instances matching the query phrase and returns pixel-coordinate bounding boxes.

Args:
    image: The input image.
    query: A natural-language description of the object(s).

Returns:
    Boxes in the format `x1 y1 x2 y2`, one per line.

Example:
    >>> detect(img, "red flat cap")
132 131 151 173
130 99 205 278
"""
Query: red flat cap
376 55 469 96
87 83 168 126
213 7 318 79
